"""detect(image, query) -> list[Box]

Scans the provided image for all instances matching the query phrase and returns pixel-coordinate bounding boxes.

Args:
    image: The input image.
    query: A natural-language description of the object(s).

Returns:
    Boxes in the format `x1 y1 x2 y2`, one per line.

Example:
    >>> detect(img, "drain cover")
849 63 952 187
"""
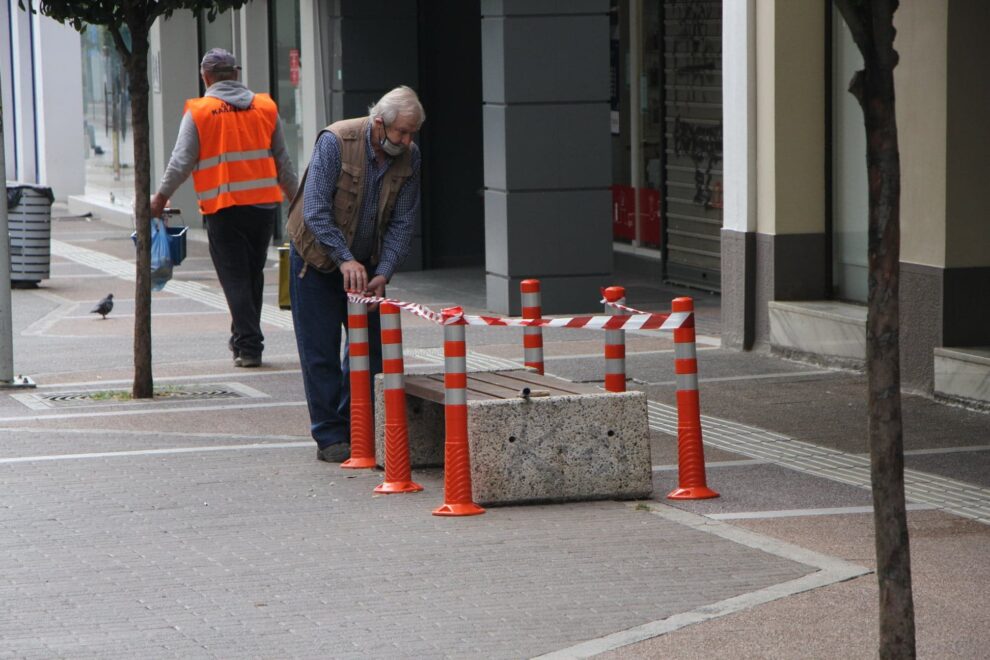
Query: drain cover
12 382 267 410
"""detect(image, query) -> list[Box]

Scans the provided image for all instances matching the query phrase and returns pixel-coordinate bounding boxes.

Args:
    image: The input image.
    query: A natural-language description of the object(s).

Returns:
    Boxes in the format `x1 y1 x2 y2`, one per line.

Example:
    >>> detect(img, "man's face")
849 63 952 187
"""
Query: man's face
379 114 419 149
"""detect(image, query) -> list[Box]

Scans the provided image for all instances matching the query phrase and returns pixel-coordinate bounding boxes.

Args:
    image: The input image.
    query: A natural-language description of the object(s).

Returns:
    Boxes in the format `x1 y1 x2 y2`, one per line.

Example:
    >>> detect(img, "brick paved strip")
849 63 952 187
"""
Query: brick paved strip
535 503 871 659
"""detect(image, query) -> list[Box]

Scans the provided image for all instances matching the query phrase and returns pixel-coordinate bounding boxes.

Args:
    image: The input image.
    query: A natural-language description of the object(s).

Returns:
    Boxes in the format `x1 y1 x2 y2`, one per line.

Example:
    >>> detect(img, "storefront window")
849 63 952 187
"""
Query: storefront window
80 25 134 207
831 6 868 303
610 0 664 251
269 1 303 239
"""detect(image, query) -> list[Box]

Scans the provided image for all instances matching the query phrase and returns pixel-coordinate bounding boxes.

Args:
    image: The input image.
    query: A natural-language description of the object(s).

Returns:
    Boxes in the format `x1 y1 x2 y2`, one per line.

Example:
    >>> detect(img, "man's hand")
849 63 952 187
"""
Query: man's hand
363 275 387 311
339 260 368 293
364 275 387 299
150 193 169 221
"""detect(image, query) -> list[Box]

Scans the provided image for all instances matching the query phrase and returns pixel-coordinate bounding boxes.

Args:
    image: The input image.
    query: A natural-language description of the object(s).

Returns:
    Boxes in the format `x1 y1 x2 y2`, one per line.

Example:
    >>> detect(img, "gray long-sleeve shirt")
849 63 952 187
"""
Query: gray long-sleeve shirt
157 80 298 204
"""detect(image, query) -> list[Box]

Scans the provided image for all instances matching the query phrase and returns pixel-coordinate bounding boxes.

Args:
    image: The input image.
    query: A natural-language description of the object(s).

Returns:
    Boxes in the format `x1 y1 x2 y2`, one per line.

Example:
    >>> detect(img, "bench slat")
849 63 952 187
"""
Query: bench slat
498 370 603 395
404 376 446 404
405 374 501 403
403 369 601 404
467 371 599 396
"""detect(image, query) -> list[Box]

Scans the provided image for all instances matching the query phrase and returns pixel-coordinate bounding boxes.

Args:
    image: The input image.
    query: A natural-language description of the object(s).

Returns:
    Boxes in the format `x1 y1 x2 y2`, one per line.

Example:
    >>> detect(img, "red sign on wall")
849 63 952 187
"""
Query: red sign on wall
611 185 662 248
289 48 300 87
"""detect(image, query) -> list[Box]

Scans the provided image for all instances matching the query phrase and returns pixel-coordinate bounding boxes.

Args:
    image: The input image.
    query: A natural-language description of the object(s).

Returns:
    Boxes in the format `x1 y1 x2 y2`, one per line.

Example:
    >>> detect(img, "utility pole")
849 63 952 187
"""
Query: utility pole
0 95 37 389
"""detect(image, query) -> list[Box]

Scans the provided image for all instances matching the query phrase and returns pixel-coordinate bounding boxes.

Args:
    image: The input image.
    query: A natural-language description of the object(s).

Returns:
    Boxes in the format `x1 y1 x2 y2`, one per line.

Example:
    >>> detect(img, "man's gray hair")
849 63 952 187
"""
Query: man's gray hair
368 86 425 129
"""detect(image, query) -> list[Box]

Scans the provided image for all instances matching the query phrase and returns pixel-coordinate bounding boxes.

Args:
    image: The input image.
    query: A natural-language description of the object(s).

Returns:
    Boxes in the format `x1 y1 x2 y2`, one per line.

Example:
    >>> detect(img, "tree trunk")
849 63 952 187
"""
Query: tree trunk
834 1 916 657
125 27 154 399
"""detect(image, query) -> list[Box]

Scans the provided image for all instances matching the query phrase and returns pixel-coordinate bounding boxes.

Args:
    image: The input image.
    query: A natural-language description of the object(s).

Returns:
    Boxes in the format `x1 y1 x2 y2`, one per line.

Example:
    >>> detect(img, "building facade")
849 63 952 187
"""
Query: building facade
720 0 989 404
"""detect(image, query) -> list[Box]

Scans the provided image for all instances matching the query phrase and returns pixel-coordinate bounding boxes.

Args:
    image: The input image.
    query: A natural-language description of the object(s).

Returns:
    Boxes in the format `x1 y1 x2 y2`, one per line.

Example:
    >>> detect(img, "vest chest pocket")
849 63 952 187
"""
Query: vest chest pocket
332 162 363 223
380 175 406 222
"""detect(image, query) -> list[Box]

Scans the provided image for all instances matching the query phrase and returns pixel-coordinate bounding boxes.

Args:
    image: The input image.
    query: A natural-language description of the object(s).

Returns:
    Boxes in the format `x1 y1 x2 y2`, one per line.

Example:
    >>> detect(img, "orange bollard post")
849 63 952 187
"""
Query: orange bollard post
342 299 376 469
433 307 485 517
520 279 544 374
602 286 627 392
667 296 719 500
374 303 423 494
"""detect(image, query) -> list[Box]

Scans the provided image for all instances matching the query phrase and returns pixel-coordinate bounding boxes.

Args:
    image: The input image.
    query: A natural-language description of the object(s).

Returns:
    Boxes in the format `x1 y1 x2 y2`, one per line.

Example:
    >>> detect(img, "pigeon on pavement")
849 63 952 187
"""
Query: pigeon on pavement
91 293 114 319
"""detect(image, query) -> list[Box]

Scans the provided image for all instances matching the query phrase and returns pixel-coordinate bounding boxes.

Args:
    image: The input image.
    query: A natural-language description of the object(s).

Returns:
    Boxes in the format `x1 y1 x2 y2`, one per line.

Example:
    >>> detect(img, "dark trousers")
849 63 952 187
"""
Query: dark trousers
288 245 383 448
204 205 276 359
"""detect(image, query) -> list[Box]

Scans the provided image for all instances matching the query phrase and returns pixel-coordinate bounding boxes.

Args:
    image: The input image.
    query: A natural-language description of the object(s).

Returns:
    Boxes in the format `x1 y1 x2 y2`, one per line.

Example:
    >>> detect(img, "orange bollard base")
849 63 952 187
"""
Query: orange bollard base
374 480 423 494
432 502 486 517
340 457 376 470
667 486 719 500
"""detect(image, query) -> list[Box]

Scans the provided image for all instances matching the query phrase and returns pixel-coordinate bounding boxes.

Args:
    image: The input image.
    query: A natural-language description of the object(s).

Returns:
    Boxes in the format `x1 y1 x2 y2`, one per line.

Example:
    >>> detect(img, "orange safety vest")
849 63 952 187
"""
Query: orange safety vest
185 94 283 214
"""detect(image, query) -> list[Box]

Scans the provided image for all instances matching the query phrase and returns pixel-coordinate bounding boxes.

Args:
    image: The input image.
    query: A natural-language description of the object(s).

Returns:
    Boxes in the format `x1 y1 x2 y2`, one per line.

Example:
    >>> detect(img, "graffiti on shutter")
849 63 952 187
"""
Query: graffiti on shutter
663 0 723 291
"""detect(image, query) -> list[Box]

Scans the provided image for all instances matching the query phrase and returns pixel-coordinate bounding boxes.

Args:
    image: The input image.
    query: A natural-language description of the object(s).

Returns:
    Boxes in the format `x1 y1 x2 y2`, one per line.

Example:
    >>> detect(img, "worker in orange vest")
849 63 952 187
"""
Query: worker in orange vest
151 48 298 368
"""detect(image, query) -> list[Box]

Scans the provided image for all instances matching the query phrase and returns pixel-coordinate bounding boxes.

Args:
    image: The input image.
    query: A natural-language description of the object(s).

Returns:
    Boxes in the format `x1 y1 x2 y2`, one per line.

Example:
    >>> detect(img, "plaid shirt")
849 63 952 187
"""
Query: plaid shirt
302 124 420 281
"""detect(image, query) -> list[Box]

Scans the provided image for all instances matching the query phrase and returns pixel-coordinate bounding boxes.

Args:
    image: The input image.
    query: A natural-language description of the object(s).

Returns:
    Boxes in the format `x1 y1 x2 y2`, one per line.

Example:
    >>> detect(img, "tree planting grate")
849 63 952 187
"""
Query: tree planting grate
12 382 267 410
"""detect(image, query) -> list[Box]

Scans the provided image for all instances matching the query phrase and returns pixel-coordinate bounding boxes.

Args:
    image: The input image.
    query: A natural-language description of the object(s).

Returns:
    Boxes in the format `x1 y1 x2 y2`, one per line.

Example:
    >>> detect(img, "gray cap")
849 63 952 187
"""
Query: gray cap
200 48 241 74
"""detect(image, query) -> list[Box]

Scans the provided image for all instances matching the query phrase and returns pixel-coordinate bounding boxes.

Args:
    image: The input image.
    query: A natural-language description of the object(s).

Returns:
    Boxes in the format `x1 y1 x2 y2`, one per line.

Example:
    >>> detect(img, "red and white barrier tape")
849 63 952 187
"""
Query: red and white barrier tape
346 294 444 324
460 313 691 330
347 293 692 331
600 297 647 315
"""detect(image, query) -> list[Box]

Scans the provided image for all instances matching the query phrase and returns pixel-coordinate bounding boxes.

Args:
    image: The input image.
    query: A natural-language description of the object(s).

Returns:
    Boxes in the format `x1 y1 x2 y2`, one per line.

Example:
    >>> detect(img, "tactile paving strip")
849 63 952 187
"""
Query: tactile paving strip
647 400 990 525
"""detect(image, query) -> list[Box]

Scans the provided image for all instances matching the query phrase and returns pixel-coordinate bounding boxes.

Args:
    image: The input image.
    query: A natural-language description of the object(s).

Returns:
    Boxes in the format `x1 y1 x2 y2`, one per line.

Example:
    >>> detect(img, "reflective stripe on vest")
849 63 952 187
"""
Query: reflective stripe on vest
195 148 274 171
196 177 280 202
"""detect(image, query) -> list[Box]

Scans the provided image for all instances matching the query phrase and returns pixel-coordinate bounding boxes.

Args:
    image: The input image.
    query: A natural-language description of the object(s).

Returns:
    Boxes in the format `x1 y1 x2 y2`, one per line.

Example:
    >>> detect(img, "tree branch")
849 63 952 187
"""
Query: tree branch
107 23 131 62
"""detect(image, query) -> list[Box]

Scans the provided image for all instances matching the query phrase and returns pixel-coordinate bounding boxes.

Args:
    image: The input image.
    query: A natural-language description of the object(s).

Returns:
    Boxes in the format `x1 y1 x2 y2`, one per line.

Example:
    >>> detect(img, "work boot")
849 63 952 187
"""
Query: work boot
235 354 261 368
317 443 351 463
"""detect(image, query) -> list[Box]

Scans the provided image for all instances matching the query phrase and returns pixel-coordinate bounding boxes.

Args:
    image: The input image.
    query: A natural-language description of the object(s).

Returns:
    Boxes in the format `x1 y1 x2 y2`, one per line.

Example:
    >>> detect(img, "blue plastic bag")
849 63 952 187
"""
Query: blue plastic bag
150 218 174 291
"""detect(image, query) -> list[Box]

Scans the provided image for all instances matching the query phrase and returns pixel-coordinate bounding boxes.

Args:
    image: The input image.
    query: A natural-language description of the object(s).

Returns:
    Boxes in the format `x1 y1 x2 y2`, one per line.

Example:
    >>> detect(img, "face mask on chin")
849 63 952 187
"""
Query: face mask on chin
379 121 407 157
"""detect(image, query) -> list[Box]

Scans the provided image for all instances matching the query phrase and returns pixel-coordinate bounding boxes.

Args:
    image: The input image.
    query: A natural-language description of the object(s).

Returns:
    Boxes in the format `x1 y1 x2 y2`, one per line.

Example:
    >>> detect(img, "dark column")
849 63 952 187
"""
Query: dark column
481 0 612 314
328 0 422 269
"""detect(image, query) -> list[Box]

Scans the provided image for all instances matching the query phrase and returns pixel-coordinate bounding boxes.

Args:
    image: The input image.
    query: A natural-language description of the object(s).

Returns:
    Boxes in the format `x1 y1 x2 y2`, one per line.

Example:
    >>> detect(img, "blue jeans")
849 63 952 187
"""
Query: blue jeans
289 245 382 449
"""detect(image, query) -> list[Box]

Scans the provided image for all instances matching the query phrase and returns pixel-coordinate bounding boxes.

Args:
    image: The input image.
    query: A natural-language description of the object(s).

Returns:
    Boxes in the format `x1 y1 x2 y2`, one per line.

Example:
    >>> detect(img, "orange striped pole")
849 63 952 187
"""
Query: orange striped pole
374 303 423 494
602 286 626 392
342 299 376 469
667 297 719 500
520 279 544 374
433 306 485 517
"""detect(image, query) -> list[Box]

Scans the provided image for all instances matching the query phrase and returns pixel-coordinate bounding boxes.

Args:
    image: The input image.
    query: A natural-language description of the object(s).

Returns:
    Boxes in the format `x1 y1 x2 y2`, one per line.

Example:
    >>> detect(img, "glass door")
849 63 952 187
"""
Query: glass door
831 5 868 302
80 25 134 208
268 1 303 240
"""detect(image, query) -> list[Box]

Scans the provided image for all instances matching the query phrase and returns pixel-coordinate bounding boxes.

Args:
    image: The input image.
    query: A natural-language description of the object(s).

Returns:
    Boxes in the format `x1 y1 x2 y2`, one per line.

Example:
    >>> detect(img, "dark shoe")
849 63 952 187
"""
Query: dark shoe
317 443 350 463
235 354 261 368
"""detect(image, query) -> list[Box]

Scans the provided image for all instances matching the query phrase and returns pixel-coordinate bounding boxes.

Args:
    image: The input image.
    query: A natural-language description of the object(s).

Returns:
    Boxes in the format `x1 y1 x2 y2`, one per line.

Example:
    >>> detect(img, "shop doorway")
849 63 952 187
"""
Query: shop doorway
417 0 485 268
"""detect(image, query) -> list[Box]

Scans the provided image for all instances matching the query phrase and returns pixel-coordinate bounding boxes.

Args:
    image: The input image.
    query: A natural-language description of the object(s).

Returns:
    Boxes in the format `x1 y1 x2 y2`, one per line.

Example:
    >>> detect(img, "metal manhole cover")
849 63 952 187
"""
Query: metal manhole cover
11 382 268 410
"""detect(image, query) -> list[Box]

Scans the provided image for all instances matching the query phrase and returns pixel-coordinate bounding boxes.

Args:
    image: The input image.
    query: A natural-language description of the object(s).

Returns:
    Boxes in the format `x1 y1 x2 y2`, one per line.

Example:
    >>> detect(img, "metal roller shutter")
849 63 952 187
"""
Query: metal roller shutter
662 0 723 291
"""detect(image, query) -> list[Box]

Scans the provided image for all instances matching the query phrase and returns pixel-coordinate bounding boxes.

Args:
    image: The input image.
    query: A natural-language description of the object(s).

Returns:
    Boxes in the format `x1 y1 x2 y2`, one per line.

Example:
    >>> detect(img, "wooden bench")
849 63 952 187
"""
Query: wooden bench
403 369 604 404
373 369 653 506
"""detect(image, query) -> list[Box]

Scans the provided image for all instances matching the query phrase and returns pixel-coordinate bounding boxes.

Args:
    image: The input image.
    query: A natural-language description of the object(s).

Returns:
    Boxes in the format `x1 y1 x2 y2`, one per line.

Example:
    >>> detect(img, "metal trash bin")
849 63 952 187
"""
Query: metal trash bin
5 182 54 286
